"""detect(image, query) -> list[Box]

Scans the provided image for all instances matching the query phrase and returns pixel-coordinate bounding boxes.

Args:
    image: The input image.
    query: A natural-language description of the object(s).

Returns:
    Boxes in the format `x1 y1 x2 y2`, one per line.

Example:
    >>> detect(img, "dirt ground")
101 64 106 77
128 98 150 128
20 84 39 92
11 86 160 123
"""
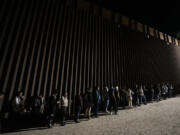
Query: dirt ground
3 96 180 135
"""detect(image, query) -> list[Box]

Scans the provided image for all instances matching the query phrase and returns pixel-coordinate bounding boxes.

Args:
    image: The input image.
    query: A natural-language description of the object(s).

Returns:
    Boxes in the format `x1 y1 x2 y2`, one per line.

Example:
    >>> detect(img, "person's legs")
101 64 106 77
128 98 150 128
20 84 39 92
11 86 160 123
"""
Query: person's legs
75 106 81 123
136 96 139 106
114 99 118 114
88 107 91 119
140 96 143 104
109 99 113 114
106 100 109 113
61 107 66 126
129 100 132 107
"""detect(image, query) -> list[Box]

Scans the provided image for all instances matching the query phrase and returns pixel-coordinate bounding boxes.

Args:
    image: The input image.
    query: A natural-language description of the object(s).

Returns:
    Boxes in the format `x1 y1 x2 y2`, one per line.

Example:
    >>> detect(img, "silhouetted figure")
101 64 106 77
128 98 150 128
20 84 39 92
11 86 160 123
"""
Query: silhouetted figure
46 90 60 128
109 86 118 115
74 91 83 123
102 86 109 113
93 86 101 117
84 88 93 119
133 84 140 106
150 85 155 101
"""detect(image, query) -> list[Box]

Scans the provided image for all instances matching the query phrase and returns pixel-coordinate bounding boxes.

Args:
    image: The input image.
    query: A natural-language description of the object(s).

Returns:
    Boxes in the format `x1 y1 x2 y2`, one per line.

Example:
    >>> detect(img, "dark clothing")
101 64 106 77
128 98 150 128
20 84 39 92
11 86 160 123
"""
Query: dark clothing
32 96 42 114
93 90 101 117
46 95 59 127
47 95 58 115
109 88 117 113
133 88 140 106
84 91 93 108
75 94 83 121
61 107 67 126
114 90 120 108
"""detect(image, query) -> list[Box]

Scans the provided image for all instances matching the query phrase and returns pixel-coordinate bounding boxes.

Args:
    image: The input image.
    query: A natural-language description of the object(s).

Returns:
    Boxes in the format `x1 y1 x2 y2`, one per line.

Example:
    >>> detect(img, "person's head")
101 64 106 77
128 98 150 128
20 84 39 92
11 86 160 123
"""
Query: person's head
17 91 23 97
39 93 43 98
76 90 80 95
87 87 91 92
53 89 58 96
63 92 68 97
115 86 119 91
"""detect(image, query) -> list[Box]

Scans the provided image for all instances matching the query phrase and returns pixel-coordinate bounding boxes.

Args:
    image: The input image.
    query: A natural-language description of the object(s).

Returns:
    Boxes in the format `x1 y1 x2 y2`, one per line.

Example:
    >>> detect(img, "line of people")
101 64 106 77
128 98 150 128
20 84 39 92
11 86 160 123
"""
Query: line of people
0 82 175 131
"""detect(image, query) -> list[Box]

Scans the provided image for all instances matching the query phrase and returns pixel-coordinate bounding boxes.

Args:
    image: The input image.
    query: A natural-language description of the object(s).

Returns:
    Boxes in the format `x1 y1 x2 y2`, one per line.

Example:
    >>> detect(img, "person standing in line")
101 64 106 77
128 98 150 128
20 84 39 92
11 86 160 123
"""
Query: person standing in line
74 91 83 123
155 84 161 101
168 83 174 97
127 88 134 108
150 85 155 102
120 86 127 109
93 86 101 118
109 86 117 115
60 92 68 126
139 85 147 105
84 88 93 119
114 86 120 112
133 84 140 106
102 86 109 113
46 90 60 128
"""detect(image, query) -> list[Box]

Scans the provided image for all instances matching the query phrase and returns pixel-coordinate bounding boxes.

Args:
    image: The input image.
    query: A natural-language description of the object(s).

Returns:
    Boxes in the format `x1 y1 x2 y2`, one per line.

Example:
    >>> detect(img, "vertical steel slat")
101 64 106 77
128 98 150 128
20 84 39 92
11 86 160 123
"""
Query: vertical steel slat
78 11 85 94
115 25 119 86
64 9 75 115
90 13 94 88
86 12 92 89
0 1 22 90
94 16 97 87
100 16 105 89
23 1 45 98
82 11 89 94
117 26 121 86
107 22 110 87
43 0 59 97
104 20 108 87
112 24 116 86
0 0 15 60
30 1 50 96
72 10 82 114
9 1 33 100
55 7 67 89
49 6 63 96
37 0 55 96
59 8 72 97
98 17 101 87
2 1 25 94
109 23 114 85
18 1 40 93
64 9 76 115
68 9 78 115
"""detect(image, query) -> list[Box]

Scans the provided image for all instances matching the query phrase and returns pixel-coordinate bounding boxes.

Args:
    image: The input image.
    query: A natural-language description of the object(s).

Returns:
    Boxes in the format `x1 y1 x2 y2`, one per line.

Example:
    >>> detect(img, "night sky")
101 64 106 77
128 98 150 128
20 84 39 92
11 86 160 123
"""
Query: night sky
96 0 180 39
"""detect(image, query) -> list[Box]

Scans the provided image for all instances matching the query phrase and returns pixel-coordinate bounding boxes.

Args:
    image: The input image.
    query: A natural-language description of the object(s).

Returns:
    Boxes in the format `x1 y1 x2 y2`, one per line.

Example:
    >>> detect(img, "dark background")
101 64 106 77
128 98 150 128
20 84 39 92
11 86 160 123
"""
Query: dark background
90 0 180 39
